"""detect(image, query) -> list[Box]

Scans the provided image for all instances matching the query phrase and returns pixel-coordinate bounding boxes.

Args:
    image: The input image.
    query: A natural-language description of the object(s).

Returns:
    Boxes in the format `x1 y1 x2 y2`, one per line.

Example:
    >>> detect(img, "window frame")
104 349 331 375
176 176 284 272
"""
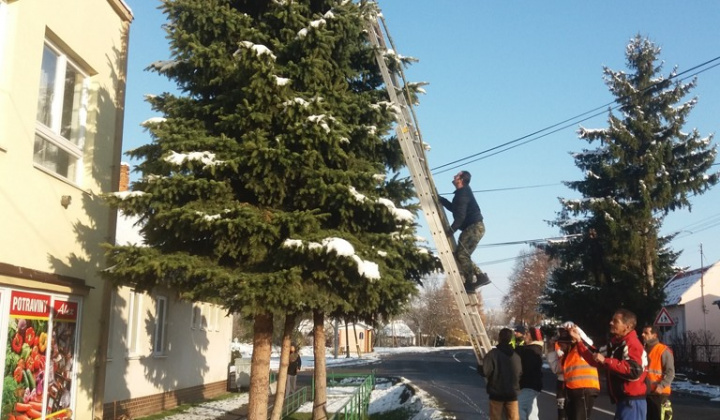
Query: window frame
126 291 143 357
34 39 89 183
153 296 168 356
191 304 202 330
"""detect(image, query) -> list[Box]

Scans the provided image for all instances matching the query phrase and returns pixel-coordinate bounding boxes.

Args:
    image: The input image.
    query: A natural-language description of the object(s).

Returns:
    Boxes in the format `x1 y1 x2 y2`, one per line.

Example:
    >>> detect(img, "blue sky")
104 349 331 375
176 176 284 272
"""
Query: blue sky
121 1 720 309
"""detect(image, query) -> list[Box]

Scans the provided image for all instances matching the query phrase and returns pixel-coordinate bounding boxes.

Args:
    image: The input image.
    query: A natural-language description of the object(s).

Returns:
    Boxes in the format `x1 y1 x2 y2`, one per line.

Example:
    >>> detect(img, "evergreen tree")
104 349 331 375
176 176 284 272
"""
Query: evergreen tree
542 35 718 341
103 1 437 417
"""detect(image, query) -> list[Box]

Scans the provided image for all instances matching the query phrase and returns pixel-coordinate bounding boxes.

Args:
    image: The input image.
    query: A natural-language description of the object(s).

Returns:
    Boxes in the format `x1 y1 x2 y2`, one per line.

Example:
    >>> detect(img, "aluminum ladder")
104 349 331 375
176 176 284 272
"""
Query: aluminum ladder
366 14 493 364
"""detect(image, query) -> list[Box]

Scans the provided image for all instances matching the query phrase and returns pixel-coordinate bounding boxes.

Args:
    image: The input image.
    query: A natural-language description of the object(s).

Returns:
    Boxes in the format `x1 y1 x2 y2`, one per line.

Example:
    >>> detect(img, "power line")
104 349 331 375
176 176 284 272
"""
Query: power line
477 234 581 248
431 54 720 175
438 182 563 196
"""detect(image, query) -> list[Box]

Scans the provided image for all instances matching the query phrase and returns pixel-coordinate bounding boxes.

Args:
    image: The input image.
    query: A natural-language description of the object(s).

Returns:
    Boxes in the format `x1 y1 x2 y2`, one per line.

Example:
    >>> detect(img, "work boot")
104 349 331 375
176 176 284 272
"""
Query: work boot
464 281 479 293
475 271 491 287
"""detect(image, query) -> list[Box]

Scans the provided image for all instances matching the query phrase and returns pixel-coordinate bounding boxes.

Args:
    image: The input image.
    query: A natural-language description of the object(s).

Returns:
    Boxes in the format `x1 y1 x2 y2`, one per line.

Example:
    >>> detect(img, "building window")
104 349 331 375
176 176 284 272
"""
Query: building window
359 332 364 340
153 296 168 355
191 305 201 329
107 291 117 360
200 306 208 331
35 40 88 181
127 291 142 356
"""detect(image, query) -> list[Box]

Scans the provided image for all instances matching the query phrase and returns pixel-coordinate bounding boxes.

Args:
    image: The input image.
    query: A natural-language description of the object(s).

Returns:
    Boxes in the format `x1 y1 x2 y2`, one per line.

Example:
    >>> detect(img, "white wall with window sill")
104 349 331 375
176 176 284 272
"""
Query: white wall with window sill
124 354 167 361
33 163 89 193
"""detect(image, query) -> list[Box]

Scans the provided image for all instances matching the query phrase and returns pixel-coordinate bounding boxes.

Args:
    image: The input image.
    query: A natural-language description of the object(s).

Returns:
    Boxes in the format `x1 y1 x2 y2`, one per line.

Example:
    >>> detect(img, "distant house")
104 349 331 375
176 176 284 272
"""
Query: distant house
103 164 235 420
378 320 416 347
661 260 720 346
337 322 373 355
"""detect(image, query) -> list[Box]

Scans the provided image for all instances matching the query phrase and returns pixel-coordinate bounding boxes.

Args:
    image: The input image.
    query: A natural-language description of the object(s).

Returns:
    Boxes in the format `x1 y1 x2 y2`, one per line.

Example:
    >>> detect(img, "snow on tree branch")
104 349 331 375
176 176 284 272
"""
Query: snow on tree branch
297 15 333 39
282 97 310 108
141 117 166 127
308 114 332 133
274 76 291 86
377 198 414 223
164 151 225 167
149 60 181 72
234 41 277 61
349 187 414 223
110 191 146 200
282 237 381 280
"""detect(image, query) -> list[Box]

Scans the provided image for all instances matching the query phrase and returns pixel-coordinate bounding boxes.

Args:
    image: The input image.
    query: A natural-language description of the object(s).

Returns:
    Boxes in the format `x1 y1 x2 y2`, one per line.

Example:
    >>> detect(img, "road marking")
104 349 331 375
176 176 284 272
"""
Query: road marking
541 390 615 415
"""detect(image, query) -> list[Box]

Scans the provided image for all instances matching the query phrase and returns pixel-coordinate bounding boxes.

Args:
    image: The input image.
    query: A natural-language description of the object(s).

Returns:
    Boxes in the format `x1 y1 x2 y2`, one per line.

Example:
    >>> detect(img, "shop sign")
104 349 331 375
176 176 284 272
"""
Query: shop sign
3 291 50 420
46 299 78 419
1 291 79 420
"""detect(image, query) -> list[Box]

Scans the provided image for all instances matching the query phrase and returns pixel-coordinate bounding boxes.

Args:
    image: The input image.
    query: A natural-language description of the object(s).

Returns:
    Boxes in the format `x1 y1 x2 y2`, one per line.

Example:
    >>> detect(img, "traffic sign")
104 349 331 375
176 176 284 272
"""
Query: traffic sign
654 307 675 327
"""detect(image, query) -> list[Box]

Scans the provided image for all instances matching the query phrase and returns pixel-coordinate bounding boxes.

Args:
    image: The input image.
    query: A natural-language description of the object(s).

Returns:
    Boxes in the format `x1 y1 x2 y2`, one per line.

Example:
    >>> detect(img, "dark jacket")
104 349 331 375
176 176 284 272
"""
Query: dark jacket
578 330 647 403
439 185 483 232
288 352 302 376
483 343 522 401
517 341 544 392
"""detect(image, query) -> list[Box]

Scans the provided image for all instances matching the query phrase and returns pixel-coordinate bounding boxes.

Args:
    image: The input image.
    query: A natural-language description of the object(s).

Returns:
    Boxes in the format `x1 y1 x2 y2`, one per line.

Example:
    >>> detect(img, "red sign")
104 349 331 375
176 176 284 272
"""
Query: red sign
654 307 675 327
10 290 51 318
53 300 79 321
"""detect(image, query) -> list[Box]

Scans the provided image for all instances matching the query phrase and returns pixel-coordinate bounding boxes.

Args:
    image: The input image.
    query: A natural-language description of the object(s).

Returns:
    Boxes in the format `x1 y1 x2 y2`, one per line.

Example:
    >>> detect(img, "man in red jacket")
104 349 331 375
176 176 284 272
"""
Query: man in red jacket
569 309 648 420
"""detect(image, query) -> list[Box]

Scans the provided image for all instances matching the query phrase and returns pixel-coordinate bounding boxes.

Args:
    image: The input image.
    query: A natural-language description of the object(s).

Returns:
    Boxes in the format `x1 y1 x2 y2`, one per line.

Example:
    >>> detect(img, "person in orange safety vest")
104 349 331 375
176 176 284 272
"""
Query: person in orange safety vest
547 333 571 420
641 326 675 420
560 322 600 420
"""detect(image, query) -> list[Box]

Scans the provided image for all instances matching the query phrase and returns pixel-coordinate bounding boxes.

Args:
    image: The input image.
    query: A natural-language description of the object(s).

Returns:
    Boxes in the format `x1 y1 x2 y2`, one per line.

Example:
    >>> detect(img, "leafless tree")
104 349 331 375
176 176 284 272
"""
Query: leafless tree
482 308 512 345
404 274 473 346
503 248 554 326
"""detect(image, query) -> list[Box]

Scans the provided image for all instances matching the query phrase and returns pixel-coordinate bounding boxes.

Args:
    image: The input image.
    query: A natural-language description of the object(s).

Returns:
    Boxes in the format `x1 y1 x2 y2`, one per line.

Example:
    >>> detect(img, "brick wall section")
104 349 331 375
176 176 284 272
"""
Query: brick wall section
102 380 229 420
119 163 130 192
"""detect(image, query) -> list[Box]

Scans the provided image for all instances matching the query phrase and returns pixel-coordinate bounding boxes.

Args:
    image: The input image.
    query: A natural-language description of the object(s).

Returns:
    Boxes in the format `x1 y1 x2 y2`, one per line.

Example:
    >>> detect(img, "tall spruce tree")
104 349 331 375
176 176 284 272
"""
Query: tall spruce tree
542 35 718 341
103 1 437 418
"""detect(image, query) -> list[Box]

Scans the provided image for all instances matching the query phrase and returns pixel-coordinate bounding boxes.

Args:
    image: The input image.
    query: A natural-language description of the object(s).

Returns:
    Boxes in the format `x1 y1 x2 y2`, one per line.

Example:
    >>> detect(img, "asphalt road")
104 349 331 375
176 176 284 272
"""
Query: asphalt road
316 348 720 419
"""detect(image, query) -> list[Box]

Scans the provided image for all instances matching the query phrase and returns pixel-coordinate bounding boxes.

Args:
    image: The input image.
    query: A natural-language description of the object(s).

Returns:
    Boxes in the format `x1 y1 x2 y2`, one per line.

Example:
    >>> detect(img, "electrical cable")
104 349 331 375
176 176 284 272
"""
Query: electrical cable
430 54 720 175
438 182 562 196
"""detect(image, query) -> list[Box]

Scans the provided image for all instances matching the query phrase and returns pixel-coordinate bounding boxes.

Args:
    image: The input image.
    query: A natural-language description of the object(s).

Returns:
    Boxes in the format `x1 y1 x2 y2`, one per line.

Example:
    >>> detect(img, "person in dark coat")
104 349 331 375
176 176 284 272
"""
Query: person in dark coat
483 328 522 420
517 327 544 420
286 344 302 396
439 170 490 292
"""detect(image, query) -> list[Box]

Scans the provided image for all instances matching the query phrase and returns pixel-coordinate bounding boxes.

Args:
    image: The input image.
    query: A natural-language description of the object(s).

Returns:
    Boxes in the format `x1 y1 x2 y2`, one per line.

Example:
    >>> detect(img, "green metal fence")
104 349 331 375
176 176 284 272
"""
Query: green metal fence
311 372 375 420
279 386 310 419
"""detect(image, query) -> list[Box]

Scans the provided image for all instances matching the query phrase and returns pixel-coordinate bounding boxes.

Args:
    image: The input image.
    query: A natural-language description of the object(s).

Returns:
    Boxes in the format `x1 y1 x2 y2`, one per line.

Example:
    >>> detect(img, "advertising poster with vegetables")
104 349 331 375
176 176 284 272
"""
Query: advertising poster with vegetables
45 300 77 420
2 291 50 420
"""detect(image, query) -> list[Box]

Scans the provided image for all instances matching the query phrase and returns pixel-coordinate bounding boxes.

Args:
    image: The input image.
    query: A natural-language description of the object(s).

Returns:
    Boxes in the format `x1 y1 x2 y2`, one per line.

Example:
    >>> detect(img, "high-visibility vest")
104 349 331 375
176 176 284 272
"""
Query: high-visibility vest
563 346 600 390
647 343 672 395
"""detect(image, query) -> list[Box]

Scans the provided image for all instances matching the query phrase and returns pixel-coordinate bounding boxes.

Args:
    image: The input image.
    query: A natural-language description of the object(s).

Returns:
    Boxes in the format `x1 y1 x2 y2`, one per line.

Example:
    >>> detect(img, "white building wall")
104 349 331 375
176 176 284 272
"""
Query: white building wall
104 286 234 401
665 262 720 345
681 265 720 339
0 1 131 419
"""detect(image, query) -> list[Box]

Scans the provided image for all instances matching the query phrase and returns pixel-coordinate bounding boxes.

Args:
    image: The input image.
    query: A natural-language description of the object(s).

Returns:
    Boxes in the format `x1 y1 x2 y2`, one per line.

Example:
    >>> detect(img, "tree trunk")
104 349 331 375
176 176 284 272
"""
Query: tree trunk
312 310 328 419
352 323 362 357
344 318 350 358
644 226 656 289
248 312 273 420
270 314 296 420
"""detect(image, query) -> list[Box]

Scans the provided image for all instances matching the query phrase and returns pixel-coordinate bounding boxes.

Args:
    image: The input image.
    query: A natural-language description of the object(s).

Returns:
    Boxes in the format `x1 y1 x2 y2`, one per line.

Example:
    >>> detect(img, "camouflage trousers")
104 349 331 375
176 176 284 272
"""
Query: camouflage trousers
457 221 485 284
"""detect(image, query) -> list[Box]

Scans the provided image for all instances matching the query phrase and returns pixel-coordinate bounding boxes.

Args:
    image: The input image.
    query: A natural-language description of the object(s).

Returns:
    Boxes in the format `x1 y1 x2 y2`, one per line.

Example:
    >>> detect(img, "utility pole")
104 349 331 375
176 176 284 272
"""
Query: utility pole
700 244 708 333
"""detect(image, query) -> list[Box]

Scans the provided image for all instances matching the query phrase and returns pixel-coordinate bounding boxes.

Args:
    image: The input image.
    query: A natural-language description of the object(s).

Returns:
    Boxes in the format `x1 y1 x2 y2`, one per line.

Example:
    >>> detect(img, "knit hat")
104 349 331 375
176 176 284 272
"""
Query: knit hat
514 325 527 334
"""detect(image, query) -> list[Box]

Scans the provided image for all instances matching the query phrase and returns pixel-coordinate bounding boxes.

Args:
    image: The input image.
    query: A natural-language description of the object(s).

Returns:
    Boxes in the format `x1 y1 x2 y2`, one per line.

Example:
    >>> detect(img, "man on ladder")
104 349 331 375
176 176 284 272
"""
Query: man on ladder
439 170 492 292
